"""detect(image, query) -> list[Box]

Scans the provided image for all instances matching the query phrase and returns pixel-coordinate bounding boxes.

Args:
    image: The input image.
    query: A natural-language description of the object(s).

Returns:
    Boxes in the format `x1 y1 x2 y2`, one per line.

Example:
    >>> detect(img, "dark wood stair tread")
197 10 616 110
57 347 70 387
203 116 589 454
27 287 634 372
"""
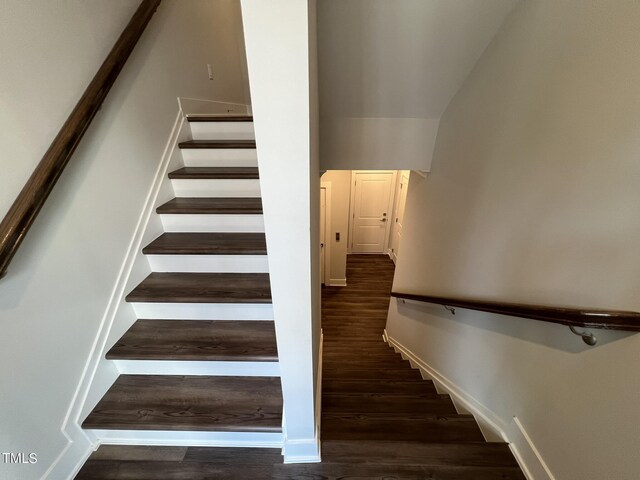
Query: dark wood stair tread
323 378 438 395
179 140 256 149
323 366 424 380
168 167 259 180
322 412 485 442
157 197 262 215
106 320 278 361
77 463 276 480
273 463 526 480
143 233 267 255
126 273 271 304
322 393 457 415
187 116 253 122
82 375 282 432
321 440 520 467
183 447 283 464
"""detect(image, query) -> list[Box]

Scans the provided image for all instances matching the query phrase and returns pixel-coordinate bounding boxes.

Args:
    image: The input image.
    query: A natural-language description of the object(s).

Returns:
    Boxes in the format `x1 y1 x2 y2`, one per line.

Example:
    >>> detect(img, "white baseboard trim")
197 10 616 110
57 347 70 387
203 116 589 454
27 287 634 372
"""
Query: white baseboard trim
45 111 187 480
282 330 323 464
384 329 553 480
327 278 347 287
41 424 93 480
282 436 321 464
508 417 556 480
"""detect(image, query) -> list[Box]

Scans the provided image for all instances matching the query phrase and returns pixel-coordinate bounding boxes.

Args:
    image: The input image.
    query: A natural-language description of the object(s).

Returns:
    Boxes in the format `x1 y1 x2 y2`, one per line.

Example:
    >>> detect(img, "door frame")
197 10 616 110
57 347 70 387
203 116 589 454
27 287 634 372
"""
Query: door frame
348 170 397 254
389 170 409 263
320 181 332 285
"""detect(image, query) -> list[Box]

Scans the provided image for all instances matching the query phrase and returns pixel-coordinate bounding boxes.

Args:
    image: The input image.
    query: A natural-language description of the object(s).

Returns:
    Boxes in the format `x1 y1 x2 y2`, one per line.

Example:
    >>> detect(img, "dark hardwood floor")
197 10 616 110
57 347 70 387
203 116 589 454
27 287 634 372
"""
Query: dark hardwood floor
77 254 525 479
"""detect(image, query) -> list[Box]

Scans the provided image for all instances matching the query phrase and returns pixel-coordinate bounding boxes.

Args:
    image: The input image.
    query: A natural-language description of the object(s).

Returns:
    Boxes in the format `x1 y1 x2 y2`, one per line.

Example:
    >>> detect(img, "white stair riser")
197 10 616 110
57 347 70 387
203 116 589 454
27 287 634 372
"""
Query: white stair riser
160 214 265 233
131 302 274 320
92 430 284 448
114 360 279 376
190 122 255 140
171 178 261 197
147 254 268 273
181 149 258 167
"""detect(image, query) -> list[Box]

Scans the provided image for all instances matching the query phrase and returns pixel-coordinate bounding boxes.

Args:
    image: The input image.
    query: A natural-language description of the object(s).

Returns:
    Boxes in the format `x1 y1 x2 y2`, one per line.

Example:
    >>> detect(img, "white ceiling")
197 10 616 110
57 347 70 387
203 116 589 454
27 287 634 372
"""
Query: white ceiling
318 0 520 119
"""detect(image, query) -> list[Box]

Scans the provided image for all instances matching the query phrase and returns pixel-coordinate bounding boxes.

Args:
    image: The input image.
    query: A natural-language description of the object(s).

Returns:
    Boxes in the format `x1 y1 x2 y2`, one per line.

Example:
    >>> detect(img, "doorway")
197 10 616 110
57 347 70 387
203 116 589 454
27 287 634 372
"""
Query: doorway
349 171 397 254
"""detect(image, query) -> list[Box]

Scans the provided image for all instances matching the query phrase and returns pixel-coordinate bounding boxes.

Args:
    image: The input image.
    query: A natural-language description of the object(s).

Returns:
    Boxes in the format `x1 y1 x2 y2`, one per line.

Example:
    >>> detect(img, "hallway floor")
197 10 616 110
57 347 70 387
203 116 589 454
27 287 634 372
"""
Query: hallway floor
76 255 524 479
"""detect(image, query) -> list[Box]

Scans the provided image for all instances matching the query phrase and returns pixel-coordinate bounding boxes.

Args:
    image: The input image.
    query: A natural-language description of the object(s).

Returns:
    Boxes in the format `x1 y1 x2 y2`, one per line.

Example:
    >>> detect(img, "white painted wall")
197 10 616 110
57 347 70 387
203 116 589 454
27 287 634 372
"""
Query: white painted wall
317 0 519 171
386 2 640 479
241 0 320 462
0 1 248 478
321 117 439 171
320 171 351 285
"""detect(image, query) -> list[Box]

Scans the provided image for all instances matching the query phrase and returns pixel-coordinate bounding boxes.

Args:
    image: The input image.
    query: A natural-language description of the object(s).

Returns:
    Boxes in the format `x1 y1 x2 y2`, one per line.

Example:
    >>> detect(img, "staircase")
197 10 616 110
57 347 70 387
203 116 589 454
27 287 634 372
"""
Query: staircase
82 116 284 447
314 255 527 479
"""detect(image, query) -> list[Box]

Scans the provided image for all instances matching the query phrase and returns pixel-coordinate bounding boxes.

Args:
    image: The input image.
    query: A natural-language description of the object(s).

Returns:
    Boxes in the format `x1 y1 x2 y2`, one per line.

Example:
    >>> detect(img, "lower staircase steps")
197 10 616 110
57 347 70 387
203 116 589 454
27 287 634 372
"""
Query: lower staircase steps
81 375 282 432
106 320 278 362
142 232 267 255
125 272 271 303
156 197 263 214
316 255 526 479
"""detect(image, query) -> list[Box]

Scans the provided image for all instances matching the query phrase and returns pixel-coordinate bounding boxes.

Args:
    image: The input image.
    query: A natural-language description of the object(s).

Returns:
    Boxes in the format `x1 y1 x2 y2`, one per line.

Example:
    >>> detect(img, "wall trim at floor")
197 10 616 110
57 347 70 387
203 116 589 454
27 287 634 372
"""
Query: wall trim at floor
384 329 554 480
282 331 323 464
327 278 347 287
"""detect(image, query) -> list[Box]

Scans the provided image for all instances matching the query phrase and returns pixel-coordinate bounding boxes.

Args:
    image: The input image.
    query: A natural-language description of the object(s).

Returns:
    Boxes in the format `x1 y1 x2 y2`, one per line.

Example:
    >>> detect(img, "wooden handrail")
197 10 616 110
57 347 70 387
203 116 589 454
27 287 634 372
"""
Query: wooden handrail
0 0 161 279
391 292 640 332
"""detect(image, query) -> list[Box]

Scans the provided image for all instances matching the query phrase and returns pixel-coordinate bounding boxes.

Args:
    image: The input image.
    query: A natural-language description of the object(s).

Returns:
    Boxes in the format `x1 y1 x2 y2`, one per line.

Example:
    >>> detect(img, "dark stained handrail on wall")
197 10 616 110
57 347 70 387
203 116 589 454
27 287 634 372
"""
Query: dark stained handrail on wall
391 292 640 332
0 0 162 279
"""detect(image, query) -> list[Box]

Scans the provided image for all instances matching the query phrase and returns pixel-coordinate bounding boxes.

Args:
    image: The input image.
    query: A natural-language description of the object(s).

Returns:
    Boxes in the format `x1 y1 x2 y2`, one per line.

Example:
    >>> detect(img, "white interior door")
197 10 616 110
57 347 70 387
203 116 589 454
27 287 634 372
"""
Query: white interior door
390 171 409 263
350 171 396 253
320 187 327 283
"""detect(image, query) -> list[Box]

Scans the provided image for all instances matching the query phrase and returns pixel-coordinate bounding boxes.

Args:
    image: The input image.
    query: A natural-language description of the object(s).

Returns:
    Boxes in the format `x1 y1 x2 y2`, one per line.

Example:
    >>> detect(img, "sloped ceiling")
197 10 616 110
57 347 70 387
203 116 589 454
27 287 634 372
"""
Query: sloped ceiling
318 0 521 119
